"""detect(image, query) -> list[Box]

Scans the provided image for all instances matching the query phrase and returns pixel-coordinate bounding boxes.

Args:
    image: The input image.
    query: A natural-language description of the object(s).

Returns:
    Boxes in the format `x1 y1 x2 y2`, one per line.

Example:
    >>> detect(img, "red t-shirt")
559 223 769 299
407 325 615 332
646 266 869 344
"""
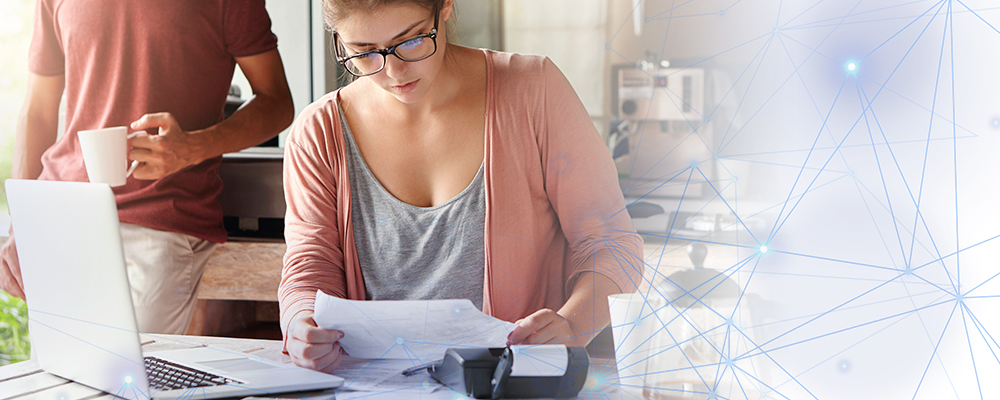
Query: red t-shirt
29 0 278 243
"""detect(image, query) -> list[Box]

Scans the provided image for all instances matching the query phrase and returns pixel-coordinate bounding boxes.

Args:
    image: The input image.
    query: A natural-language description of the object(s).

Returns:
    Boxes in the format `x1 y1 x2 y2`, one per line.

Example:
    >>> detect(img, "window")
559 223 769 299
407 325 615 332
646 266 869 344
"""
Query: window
0 0 33 215
0 0 33 366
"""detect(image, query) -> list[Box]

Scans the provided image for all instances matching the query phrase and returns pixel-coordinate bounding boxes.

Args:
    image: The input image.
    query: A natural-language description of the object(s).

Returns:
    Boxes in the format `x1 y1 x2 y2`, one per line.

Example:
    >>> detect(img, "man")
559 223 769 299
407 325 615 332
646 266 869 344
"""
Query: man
0 0 294 334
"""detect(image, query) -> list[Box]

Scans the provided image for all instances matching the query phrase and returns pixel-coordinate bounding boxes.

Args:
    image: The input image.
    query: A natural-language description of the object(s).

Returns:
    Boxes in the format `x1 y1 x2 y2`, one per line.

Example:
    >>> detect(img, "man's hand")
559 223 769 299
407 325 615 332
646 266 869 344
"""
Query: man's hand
0 236 25 299
507 308 589 347
286 310 345 373
128 113 210 180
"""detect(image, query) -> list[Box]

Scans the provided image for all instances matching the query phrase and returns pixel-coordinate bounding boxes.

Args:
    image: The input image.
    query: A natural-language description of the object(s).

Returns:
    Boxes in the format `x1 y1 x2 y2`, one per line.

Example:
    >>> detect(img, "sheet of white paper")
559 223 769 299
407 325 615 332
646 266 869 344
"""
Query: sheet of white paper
313 291 516 360
334 356 441 393
509 344 568 377
336 387 456 400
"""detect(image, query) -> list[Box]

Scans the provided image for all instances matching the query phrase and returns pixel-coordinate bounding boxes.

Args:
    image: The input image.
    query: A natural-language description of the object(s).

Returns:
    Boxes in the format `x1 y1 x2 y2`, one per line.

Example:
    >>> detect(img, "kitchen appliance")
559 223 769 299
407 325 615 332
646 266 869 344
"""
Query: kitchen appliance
617 67 704 121
218 149 285 240
611 65 714 200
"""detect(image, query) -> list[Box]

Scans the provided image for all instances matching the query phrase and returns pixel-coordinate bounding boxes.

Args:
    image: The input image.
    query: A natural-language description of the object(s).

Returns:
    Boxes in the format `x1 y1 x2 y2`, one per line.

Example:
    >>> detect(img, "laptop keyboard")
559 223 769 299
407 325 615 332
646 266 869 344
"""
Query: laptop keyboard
144 356 241 391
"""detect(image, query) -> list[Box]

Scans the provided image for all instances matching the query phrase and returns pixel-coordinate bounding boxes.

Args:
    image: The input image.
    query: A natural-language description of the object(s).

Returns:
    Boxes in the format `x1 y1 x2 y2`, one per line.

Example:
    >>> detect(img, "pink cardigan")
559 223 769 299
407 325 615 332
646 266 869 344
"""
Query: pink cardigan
279 49 643 336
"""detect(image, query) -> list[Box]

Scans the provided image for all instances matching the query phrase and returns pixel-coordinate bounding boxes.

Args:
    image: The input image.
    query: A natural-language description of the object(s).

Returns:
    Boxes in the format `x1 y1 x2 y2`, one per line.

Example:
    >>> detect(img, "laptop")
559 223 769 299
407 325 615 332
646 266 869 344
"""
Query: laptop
5 179 343 400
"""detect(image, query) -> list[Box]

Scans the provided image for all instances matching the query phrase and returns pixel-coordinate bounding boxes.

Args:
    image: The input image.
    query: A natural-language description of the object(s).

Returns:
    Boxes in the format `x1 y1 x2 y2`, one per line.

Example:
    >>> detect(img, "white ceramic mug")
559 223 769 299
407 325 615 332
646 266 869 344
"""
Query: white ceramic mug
77 126 139 187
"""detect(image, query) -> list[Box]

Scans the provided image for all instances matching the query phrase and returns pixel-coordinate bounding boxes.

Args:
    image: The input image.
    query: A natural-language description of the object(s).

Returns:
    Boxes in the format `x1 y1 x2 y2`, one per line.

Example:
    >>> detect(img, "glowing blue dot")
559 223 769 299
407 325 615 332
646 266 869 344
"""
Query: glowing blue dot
124 376 133 384
718 10 725 16
760 245 768 253
774 27 780 33
991 117 1000 129
839 359 851 373
725 357 733 367
396 337 404 345
691 160 699 168
633 316 642 325
904 266 912 275
848 63 857 72
725 318 734 326
956 293 964 303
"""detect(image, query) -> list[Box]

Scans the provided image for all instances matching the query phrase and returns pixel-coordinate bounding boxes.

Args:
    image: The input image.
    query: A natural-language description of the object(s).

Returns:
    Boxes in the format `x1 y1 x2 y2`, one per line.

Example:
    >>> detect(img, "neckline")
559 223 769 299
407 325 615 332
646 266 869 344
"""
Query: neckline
339 107 486 212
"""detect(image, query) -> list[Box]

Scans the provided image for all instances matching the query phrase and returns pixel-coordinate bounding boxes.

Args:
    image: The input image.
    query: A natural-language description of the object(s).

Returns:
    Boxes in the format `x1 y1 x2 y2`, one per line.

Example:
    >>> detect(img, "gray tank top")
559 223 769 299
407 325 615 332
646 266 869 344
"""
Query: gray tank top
340 106 486 310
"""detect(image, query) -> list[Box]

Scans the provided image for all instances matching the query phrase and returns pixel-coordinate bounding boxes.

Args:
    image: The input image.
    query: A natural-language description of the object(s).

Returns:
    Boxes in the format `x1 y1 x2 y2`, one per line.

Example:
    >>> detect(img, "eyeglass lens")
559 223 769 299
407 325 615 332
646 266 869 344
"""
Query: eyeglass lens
340 35 436 76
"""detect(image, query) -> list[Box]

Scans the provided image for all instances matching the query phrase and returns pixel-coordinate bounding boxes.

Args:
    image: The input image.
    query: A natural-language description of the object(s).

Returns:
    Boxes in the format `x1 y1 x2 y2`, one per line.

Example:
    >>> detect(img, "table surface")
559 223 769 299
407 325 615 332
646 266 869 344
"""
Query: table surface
0 237 749 399
0 335 634 400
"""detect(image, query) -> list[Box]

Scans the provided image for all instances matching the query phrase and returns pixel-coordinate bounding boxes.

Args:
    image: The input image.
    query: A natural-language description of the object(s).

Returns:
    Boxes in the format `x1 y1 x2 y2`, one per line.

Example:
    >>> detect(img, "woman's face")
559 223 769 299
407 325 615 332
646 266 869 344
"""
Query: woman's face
335 2 450 104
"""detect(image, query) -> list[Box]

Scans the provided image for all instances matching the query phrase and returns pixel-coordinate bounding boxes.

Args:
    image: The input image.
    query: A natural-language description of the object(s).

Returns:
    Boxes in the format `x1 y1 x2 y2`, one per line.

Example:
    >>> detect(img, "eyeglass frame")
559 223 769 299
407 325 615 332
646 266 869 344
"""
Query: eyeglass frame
332 6 440 77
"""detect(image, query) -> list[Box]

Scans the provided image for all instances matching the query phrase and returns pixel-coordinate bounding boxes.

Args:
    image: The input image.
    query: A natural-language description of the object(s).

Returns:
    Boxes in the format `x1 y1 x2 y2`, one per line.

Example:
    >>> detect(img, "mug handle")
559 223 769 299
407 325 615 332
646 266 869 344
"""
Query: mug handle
126 160 139 178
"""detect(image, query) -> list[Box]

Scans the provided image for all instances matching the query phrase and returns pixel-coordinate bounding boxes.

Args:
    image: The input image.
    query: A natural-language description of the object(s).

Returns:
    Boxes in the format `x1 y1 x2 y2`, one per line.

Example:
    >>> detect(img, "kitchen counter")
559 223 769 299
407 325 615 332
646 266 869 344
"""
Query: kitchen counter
0 234 282 302
196 237 742 302
638 236 745 291
188 240 285 338
197 241 284 302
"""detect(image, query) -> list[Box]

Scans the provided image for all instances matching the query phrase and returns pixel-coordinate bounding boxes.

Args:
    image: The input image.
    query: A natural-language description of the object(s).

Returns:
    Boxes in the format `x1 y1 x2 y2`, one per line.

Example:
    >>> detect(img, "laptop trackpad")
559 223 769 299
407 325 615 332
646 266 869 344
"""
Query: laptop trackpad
198 358 278 373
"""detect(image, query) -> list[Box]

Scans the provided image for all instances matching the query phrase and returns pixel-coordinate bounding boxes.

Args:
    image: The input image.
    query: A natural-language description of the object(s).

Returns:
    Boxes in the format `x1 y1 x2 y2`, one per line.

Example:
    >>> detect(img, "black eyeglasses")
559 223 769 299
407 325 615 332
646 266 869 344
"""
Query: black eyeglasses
334 9 439 77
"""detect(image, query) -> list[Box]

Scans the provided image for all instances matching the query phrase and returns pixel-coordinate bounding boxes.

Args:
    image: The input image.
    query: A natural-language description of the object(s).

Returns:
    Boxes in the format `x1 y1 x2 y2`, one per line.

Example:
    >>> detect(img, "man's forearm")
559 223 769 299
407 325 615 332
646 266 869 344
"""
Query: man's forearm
13 114 59 179
184 49 295 163
14 74 65 180
187 91 295 163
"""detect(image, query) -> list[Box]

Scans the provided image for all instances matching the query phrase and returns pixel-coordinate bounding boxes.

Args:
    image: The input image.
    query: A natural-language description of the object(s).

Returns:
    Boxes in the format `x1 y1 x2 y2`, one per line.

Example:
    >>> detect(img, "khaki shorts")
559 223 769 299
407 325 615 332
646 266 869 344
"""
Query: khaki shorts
120 223 217 334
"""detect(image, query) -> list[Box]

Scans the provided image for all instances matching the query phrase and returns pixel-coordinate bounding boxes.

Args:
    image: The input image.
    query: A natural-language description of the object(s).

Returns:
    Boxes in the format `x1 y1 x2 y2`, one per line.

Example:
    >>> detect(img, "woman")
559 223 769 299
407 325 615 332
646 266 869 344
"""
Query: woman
280 0 643 372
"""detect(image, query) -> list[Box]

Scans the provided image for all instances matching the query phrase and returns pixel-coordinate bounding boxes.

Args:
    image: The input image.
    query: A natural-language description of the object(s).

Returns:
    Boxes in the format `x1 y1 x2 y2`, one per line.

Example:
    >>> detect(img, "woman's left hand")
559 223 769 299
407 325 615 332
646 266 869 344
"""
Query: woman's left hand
507 308 589 347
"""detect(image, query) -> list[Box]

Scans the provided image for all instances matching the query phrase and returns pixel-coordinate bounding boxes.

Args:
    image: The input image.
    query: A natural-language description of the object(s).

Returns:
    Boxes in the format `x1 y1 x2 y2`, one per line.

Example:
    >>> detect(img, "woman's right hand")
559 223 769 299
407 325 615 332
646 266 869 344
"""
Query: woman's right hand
286 310 345 373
